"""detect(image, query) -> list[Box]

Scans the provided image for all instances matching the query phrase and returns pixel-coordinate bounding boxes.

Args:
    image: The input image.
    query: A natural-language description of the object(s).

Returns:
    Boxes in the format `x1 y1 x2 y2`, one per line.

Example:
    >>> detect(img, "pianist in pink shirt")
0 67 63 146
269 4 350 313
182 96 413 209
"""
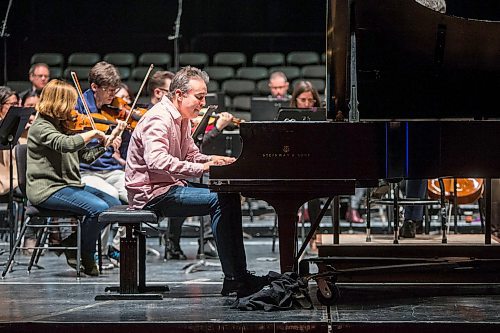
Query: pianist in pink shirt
125 66 270 298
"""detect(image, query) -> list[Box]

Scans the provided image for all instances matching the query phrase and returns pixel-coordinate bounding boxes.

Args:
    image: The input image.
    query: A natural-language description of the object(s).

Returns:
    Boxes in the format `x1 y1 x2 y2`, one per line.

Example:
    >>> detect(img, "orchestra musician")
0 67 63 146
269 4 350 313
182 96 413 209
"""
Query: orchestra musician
19 63 50 100
268 71 291 100
125 66 270 297
75 61 126 268
26 79 124 276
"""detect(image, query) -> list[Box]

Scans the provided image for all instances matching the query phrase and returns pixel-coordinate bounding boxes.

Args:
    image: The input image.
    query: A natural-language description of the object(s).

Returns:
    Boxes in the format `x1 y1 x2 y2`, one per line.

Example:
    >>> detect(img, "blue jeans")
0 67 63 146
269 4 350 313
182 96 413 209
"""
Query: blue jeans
144 182 247 278
38 185 121 257
404 180 428 221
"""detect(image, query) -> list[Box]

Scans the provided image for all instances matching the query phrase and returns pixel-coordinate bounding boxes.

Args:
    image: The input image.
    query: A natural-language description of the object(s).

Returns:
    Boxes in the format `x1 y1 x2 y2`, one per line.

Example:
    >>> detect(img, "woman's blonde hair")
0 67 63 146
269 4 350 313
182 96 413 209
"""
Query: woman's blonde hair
36 79 77 120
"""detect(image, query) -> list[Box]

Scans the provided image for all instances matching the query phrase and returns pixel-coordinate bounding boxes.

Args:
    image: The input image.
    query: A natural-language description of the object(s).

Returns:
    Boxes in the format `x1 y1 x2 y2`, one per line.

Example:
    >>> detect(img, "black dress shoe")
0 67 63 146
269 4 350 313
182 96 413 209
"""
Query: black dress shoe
400 219 416 238
197 239 218 259
221 271 270 298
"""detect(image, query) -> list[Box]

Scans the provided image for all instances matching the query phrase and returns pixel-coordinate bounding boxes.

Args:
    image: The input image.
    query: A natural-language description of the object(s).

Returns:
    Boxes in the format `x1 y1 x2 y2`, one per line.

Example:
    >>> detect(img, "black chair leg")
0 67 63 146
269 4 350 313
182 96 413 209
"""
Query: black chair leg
29 226 48 272
1 217 29 277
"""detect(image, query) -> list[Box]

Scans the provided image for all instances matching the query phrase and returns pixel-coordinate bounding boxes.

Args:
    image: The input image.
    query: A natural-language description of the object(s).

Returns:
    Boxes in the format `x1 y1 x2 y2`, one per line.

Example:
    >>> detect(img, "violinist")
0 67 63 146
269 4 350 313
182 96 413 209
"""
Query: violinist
75 61 126 268
115 83 134 105
26 79 124 276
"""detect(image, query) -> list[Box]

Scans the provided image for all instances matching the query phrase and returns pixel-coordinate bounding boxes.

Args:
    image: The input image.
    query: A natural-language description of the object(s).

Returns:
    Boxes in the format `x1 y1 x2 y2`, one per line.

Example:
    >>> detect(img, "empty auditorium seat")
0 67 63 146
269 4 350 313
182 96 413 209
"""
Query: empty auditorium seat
221 79 255 98
67 53 101 66
179 53 209 68
138 53 172 68
301 65 326 79
213 52 247 68
236 67 268 81
64 66 92 81
252 52 285 67
30 53 64 67
204 66 235 83
103 53 136 67
286 51 320 66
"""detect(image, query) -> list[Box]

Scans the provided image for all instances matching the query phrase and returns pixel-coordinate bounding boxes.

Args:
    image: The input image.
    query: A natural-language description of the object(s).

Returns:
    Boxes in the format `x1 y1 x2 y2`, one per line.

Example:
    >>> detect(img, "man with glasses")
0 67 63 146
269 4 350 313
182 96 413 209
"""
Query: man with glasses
19 63 50 100
268 71 291 100
75 61 125 269
147 70 175 108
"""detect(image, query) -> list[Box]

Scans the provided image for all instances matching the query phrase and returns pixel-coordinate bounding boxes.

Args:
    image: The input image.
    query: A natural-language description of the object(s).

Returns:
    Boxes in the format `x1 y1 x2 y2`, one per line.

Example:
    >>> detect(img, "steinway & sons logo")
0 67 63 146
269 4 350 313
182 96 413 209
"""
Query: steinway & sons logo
261 145 311 158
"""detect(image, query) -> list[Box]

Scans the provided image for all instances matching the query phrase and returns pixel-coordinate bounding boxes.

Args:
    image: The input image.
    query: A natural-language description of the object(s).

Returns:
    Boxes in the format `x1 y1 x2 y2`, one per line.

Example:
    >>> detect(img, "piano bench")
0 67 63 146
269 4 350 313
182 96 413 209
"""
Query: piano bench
95 205 169 300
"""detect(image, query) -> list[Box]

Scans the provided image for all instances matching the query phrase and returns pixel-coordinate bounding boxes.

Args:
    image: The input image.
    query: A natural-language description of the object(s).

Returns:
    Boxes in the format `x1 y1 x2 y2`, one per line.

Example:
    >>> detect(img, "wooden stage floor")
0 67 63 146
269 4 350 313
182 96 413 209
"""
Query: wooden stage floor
0 236 499 333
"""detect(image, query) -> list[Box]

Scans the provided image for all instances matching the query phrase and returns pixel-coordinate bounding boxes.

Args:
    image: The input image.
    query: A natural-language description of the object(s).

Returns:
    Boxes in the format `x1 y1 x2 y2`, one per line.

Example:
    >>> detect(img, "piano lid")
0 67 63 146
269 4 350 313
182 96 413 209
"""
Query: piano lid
328 0 500 120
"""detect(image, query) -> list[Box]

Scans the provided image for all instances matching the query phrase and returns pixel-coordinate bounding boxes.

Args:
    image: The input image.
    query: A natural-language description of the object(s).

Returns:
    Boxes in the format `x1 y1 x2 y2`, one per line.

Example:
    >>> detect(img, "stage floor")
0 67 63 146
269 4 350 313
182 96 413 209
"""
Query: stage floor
1 237 500 333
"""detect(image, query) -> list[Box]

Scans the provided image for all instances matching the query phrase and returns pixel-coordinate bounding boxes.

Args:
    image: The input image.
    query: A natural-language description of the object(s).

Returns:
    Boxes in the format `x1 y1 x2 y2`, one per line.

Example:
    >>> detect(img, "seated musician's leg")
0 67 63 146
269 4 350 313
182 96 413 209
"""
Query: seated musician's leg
401 180 427 238
38 185 121 275
144 183 269 297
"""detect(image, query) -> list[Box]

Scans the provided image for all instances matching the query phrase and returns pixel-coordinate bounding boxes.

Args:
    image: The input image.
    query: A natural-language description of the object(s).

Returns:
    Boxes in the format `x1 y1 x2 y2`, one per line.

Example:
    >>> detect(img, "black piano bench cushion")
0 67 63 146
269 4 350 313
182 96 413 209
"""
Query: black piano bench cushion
98 205 158 224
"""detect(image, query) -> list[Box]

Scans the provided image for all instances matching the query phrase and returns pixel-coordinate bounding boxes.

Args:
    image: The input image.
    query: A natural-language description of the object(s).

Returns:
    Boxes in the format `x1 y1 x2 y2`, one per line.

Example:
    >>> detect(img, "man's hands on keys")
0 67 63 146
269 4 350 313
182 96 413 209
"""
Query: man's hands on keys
203 155 236 172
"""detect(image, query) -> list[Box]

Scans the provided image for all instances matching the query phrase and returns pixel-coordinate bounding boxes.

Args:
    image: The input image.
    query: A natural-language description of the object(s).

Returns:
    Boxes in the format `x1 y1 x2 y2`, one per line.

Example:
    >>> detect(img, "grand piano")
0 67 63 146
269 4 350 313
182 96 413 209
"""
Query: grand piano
209 0 500 275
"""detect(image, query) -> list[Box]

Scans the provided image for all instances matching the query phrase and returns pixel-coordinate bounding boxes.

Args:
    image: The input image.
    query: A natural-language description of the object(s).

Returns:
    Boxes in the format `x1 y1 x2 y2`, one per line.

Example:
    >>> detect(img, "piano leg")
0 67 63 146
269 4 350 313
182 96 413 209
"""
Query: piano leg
260 196 304 273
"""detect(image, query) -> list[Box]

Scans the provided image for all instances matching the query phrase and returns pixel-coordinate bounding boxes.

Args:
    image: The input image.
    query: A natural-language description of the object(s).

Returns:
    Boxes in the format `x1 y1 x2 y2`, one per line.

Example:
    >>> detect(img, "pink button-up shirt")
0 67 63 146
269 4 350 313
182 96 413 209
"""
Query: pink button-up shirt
125 96 211 209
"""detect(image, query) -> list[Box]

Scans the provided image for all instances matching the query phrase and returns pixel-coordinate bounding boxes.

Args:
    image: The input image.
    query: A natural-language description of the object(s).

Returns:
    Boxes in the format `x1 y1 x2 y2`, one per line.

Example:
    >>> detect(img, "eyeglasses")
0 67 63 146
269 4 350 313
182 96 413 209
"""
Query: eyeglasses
100 86 120 94
297 98 316 104
3 102 18 107
32 74 49 79
157 87 169 93
269 85 287 90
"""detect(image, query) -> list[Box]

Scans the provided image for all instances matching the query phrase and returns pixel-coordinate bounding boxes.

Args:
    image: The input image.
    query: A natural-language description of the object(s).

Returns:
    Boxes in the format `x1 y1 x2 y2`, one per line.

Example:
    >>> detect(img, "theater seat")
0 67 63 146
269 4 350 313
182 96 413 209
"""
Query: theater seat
286 51 320 66
179 53 209 68
213 52 247 68
68 53 101 66
252 52 285 67
138 53 171 68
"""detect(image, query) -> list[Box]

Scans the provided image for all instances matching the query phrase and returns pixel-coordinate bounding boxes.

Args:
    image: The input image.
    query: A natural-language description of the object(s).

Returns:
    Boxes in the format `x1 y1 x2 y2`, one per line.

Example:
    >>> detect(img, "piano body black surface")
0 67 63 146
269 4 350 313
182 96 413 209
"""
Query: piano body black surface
211 0 500 276
210 120 500 273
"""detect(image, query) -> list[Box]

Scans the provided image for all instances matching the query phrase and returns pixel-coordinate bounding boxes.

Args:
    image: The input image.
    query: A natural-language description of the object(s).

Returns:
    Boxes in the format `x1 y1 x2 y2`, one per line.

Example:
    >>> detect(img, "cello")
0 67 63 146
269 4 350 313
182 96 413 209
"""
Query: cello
427 178 484 205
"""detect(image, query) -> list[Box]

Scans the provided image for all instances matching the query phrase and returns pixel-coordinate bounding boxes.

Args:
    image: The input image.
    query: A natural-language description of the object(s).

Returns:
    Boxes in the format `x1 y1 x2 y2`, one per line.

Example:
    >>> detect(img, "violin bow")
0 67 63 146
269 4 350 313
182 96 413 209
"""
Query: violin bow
105 64 154 147
70 71 97 130
124 63 154 125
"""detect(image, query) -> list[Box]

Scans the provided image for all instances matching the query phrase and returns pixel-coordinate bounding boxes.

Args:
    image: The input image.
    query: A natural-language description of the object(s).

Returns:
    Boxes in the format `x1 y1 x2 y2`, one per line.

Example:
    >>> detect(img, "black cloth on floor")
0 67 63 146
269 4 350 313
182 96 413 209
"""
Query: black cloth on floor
231 271 313 311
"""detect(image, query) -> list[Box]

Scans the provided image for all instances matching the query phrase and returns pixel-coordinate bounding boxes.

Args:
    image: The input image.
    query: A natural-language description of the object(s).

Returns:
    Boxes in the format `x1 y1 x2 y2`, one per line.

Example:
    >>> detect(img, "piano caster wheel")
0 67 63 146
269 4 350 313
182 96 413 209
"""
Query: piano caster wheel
316 278 340 306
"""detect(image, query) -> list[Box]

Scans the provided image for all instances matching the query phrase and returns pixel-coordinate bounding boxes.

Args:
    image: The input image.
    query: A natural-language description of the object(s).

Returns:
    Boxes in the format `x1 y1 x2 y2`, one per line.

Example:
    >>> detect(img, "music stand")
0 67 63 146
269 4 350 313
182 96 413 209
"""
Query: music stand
184 105 221 273
0 107 32 254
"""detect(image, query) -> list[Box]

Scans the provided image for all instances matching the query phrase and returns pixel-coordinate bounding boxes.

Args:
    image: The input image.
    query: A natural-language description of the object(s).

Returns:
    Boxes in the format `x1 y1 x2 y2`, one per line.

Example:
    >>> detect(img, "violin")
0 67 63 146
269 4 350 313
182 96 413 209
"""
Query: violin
193 112 244 131
101 97 147 130
63 110 117 133
427 178 484 205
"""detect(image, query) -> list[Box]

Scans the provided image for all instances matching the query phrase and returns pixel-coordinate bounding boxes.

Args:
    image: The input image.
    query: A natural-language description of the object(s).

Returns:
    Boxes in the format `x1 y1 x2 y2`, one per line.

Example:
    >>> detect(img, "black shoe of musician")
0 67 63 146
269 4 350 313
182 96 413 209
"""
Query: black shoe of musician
197 238 218 259
415 220 424 234
164 238 187 260
400 219 416 238
82 254 99 276
221 271 270 298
